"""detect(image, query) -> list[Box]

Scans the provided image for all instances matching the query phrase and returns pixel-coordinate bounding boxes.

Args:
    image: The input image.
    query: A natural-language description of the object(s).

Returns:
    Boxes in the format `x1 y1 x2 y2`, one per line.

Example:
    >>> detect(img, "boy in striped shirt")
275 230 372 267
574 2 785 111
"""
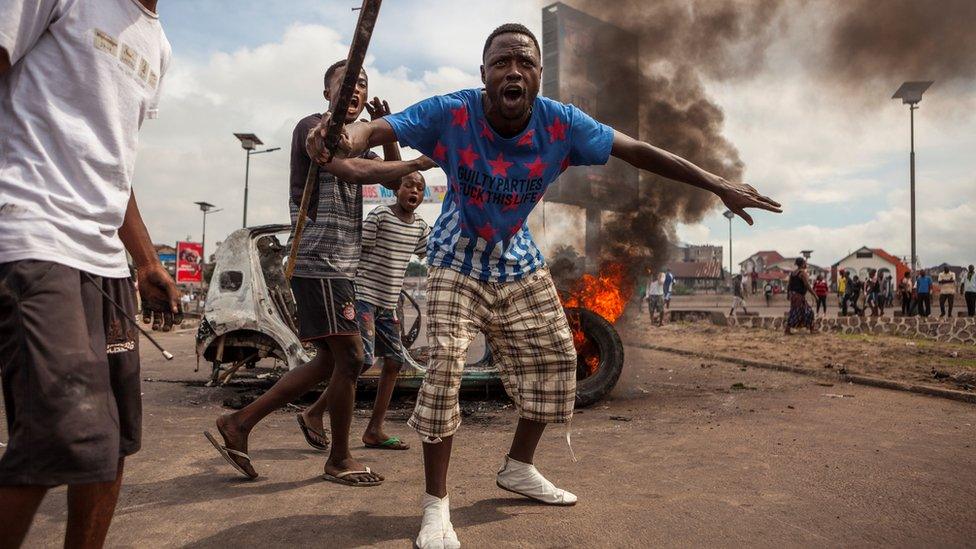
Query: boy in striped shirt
356 171 430 450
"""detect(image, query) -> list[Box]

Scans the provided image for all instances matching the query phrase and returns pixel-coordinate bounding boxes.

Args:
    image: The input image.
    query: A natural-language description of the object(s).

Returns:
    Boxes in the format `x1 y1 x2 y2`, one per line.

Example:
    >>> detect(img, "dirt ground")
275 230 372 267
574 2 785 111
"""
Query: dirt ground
619 313 976 392
7 327 976 548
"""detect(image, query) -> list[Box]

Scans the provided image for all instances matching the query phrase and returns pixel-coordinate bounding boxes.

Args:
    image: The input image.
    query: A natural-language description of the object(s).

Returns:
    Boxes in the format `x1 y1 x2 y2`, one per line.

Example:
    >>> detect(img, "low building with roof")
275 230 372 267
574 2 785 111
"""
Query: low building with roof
831 246 909 287
669 260 724 291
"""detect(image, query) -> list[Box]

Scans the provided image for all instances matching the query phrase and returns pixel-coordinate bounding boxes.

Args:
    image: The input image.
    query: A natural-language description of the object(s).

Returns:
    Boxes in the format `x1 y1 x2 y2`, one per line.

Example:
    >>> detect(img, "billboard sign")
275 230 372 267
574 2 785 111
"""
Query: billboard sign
176 241 203 284
541 2 640 211
363 184 448 205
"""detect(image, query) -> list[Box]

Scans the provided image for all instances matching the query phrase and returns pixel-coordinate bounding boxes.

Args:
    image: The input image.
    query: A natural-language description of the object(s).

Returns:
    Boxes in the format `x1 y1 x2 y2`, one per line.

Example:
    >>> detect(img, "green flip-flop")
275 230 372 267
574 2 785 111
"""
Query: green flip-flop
364 436 410 450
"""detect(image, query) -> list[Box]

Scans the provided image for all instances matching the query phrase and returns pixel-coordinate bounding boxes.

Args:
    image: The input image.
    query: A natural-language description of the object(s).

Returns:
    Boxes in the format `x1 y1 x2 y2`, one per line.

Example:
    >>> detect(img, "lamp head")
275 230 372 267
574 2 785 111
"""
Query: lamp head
234 133 263 151
892 81 933 105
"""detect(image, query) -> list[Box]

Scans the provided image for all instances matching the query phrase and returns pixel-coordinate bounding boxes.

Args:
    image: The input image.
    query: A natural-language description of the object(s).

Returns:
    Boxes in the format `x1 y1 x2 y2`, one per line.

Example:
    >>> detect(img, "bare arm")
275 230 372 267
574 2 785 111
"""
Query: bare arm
317 155 434 187
118 191 182 329
305 110 432 187
802 271 816 299
326 119 398 159
610 130 781 225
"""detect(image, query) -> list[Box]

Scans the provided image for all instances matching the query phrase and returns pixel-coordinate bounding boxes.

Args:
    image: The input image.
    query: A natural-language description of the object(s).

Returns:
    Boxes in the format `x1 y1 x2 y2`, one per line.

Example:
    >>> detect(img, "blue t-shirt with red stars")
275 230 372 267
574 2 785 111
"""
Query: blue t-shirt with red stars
385 88 614 282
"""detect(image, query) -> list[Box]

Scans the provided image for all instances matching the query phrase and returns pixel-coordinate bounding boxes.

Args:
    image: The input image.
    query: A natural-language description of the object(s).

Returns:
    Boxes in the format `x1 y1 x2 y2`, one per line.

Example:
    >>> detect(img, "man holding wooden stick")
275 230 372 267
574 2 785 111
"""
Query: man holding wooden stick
206 61 434 486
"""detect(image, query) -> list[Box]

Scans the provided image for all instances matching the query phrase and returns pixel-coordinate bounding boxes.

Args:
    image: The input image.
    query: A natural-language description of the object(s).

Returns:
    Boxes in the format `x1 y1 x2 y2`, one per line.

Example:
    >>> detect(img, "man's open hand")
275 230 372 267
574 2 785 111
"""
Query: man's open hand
138 263 182 331
713 176 782 225
364 97 391 120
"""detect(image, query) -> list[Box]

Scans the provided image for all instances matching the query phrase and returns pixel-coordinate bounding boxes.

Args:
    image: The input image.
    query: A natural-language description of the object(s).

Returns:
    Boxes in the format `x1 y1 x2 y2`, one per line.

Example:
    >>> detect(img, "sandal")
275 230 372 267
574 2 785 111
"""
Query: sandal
364 436 410 450
322 466 383 487
296 413 329 451
204 430 258 479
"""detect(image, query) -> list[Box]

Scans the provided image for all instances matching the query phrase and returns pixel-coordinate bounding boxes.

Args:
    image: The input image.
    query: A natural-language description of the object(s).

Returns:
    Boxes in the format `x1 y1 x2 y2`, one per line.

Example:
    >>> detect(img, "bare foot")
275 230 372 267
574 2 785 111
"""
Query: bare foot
298 410 330 449
363 429 410 449
215 414 257 477
324 456 384 485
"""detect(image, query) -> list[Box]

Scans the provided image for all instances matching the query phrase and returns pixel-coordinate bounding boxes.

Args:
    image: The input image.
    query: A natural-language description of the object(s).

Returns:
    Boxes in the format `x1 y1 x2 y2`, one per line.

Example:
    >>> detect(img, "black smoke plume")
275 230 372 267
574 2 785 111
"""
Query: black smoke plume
551 0 782 275
546 0 975 278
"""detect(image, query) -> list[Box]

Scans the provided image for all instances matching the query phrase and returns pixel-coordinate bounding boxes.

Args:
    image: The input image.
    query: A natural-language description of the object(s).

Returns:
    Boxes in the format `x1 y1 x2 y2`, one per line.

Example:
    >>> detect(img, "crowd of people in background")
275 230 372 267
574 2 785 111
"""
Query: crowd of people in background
835 264 976 318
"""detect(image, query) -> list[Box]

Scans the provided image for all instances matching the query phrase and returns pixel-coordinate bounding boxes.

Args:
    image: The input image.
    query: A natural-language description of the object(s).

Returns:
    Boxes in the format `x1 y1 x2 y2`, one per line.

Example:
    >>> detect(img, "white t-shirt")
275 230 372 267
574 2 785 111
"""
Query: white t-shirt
0 0 170 277
646 278 664 297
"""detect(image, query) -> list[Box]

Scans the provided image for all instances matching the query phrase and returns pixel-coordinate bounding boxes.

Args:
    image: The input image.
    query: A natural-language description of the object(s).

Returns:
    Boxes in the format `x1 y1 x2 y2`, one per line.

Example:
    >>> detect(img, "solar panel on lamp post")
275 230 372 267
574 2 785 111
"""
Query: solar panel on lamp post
892 81 933 271
233 133 280 228
194 201 221 267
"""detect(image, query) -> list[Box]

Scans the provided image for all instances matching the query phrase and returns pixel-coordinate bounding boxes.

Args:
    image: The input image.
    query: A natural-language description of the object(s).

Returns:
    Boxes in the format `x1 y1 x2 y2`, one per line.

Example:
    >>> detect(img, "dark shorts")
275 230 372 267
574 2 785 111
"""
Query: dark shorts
0 260 141 486
355 299 406 367
290 277 359 341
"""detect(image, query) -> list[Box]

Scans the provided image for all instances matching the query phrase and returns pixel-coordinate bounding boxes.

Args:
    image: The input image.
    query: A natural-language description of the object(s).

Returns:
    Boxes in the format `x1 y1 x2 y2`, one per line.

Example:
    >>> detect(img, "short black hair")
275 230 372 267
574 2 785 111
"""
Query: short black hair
482 23 540 61
324 59 347 89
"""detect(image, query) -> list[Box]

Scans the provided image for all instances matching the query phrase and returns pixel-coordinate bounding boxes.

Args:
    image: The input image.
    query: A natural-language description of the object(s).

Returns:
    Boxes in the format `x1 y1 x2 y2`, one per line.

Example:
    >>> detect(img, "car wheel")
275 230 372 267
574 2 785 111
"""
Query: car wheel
565 307 625 408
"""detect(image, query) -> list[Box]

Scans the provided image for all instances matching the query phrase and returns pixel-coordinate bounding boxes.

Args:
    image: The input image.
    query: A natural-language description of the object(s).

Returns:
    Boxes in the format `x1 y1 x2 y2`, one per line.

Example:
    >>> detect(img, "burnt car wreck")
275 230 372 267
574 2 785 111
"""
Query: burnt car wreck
197 225 624 407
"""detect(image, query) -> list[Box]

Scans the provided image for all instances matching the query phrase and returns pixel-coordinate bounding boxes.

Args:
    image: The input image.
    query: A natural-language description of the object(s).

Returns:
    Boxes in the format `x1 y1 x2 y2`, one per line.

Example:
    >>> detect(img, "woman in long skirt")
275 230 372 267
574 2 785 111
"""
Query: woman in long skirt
785 257 816 335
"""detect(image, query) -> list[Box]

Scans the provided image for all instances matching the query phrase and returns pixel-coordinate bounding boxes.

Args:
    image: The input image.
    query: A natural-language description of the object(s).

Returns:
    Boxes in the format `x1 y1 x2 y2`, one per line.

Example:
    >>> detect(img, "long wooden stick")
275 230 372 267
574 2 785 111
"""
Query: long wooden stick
285 0 383 279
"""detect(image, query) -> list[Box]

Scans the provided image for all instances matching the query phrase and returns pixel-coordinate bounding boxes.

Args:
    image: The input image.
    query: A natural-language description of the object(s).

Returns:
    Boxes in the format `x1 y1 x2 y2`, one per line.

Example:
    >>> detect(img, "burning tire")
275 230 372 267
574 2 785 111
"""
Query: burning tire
565 307 625 407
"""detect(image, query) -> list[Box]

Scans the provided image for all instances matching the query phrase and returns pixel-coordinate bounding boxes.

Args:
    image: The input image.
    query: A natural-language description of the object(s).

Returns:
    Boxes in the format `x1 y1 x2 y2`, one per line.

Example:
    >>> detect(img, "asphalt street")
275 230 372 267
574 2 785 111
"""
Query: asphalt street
7 328 976 548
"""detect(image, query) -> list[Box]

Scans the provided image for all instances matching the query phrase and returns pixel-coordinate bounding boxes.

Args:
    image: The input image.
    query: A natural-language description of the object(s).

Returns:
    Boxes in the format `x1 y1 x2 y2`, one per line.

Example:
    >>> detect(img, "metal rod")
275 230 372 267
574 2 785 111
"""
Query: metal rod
909 104 917 270
243 149 251 228
285 0 383 279
728 216 733 278
82 273 174 360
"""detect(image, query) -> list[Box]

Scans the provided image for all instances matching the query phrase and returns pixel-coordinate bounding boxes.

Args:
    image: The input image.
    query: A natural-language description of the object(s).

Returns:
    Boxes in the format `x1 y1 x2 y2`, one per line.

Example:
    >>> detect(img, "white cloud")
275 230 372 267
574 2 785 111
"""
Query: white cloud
130 5 976 272
134 23 483 253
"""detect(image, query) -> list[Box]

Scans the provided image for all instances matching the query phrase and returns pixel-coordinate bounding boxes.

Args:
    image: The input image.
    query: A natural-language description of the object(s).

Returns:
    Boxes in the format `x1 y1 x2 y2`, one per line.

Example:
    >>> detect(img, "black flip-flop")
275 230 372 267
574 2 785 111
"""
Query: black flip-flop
296 414 329 451
204 430 258 479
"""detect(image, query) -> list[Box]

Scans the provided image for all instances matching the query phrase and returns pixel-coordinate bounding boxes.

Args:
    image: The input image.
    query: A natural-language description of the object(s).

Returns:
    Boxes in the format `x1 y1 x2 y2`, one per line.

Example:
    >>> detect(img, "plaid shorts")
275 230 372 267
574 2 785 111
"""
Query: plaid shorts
408 266 577 440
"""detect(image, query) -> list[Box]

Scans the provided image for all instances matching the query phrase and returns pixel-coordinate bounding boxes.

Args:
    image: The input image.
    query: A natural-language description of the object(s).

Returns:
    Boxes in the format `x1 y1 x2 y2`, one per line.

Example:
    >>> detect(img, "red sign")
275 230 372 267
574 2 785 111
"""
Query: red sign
176 241 203 283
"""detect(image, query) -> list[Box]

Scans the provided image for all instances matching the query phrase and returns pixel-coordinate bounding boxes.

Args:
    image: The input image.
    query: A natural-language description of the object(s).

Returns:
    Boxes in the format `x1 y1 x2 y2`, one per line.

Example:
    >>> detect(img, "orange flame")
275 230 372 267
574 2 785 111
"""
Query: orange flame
562 262 634 377
560 262 634 324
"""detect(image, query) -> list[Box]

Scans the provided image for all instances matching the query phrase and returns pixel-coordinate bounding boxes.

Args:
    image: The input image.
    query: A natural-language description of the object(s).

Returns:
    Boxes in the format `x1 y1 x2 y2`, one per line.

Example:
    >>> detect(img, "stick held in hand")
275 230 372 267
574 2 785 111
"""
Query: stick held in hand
285 0 383 280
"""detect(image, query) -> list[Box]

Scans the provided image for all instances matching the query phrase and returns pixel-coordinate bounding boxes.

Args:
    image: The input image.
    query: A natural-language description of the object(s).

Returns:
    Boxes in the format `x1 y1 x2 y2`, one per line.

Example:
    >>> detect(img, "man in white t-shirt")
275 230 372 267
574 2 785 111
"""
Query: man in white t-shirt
0 1 179 546
937 266 957 318
645 272 666 326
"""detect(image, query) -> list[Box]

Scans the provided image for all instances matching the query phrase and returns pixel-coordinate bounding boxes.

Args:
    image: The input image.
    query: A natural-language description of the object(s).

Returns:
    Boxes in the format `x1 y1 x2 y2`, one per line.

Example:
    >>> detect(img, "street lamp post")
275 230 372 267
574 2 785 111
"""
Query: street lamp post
194 201 222 265
892 81 933 270
233 133 280 228
723 209 735 278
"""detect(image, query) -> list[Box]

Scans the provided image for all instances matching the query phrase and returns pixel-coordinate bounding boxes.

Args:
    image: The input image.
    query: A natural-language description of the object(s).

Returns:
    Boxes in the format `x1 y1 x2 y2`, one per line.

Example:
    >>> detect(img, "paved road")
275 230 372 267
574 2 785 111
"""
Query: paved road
8 329 976 548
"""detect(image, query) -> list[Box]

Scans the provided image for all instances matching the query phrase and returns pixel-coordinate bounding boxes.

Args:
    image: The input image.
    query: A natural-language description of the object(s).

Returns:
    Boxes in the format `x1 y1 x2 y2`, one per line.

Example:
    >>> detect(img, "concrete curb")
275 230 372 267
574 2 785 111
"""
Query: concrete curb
630 342 976 405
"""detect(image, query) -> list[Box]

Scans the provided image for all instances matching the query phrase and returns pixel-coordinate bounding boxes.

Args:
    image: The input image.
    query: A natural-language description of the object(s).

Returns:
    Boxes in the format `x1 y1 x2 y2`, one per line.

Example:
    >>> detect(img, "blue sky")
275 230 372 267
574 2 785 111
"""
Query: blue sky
134 1 975 269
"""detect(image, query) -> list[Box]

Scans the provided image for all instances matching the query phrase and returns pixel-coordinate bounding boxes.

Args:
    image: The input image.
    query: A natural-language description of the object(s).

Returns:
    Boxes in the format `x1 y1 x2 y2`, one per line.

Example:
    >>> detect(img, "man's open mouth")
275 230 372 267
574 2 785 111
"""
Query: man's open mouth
406 195 420 205
502 85 524 103
347 96 361 112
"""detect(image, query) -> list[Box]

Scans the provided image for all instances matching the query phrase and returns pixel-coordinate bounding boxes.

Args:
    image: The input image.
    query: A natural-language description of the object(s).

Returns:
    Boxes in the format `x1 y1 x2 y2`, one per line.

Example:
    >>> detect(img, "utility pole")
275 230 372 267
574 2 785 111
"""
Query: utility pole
892 81 933 270
234 133 280 228
723 209 735 279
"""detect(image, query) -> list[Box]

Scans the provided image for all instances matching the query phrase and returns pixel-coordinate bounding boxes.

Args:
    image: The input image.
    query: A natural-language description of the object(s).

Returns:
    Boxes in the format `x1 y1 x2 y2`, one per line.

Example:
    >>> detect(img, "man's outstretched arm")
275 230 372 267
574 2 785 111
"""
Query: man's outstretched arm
610 130 781 225
314 118 397 161
305 115 429 186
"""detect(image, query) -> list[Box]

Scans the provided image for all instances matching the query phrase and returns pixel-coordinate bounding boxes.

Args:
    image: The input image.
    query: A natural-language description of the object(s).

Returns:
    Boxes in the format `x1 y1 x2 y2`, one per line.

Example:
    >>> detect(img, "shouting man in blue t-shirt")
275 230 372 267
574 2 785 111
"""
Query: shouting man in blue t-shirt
308 23 781 548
